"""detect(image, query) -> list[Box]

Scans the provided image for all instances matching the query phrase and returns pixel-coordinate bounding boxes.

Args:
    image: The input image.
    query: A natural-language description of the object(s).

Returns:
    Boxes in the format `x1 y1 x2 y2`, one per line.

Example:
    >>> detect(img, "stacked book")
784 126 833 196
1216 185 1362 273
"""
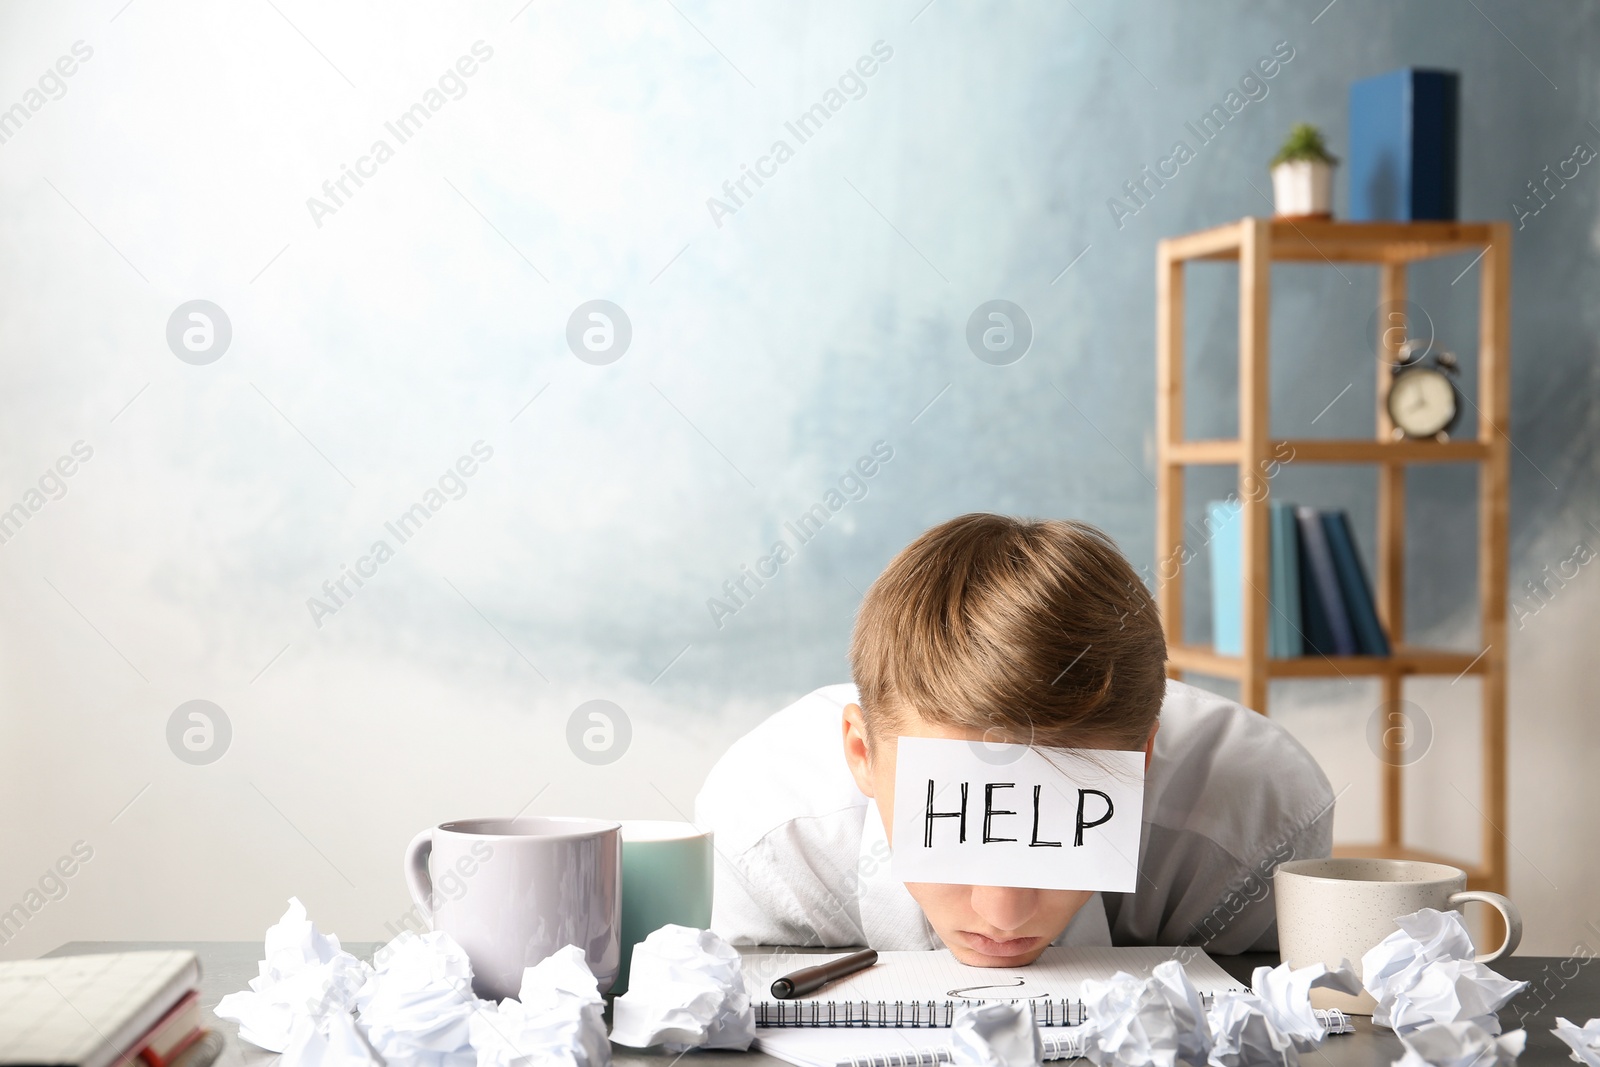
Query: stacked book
1208 501 1391 658
0 950 220 1067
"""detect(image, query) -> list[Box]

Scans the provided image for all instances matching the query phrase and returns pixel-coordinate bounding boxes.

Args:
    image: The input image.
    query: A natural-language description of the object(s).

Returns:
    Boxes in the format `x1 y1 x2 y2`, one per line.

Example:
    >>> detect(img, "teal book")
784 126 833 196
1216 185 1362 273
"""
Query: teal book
1208 500 1243 656
1322 510 1391 656
1269 503 1304 657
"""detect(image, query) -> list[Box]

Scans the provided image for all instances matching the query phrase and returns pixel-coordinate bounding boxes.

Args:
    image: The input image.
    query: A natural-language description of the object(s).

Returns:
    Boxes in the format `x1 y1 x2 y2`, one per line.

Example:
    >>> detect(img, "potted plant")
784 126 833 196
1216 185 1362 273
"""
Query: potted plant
1271 123 1337 218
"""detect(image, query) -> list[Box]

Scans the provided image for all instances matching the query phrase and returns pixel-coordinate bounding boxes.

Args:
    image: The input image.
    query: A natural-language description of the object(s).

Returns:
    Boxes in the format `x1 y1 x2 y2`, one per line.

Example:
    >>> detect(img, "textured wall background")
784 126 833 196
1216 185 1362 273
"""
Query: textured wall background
0 1 1595 958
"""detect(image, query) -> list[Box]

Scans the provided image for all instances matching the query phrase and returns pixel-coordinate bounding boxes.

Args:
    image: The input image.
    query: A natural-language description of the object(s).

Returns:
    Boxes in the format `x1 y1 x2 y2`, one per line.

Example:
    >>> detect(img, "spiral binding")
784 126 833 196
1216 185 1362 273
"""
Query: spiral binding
840 1030 1090 1067
754 995 1353 1035
755 998 1088 1028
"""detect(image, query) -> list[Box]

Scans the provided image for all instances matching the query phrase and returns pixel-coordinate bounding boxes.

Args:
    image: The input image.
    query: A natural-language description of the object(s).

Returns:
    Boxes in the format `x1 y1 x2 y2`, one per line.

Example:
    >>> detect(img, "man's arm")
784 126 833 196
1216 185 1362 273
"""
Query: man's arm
700 809 872 947
693 683 876 947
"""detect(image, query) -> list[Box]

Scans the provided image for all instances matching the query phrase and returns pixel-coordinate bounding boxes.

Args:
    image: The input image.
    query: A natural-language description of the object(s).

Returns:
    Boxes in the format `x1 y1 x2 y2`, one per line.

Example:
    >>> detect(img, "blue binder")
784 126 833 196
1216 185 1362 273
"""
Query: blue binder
1208 500 1243 656
1209 501 1304 658
1349 68 1460 221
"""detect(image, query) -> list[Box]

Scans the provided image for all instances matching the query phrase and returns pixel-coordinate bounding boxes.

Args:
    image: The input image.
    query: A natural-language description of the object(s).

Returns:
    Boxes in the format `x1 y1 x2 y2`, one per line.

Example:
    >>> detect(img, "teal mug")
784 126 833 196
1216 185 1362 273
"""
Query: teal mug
615 820 715 993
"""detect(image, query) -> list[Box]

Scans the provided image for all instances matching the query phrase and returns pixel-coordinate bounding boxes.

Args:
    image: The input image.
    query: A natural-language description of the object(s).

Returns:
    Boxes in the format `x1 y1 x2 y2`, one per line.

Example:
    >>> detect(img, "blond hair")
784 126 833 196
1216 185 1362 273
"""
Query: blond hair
849 513 1166 750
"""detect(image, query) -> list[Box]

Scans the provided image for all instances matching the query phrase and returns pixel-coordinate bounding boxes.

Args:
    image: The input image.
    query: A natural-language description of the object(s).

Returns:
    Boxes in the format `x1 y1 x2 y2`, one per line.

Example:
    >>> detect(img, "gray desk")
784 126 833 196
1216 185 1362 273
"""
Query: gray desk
46 943 1595 1066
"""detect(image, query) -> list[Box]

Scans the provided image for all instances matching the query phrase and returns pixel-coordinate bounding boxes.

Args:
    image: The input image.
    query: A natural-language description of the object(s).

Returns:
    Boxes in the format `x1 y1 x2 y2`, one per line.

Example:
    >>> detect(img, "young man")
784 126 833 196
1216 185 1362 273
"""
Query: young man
694 514 1333 965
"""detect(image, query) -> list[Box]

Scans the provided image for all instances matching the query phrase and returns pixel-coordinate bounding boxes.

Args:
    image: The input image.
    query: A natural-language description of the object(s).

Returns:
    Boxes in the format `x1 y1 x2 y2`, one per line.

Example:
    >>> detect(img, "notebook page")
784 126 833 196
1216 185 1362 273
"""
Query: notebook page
0 950 200 1067
755 1025 1089 1067
753 945 1240 1006
749 946 1242 1027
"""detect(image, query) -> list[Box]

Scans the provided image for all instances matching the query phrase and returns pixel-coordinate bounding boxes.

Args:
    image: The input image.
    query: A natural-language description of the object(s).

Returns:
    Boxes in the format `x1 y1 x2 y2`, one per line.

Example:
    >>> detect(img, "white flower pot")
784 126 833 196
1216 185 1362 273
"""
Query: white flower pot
1271 159 1333 218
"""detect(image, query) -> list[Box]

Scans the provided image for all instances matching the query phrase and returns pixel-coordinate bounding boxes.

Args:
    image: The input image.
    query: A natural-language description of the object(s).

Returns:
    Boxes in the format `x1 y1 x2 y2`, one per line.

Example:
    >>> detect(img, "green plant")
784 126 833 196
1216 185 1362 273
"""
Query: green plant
1271 123 1338 167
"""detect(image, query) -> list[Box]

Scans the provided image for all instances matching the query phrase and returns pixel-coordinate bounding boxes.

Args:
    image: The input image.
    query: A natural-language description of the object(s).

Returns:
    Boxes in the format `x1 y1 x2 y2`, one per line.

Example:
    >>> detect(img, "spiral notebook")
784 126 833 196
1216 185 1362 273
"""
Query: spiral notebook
757 1015 1351 1067
752 946 1240 1028
751 947 1354 1067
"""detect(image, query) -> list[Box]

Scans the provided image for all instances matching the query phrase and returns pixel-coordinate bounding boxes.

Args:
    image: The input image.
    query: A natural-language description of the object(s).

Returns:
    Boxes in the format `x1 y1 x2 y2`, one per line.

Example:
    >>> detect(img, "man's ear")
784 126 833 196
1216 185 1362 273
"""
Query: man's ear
1144 717 1160 771
842 703 877 798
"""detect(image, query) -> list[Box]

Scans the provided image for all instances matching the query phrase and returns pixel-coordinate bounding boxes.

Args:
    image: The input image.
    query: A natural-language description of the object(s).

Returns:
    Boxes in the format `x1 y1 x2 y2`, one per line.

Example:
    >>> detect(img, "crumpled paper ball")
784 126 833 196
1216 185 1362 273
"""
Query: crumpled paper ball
1361 909 1527 1034
470 946 611 1067
354 930 479 1066
950 1001 1044 1067
1386 959 1527 1037
217 900 619 1067
1207 994 1295 1067
214 898 374 1053
608 924 755 1051
1206 960 1362 1067
1080 959 1212 1067
1249 959 1363 1049
1552 1018 1600 1067
281 1009 382 1067
1392 1020 1526 1067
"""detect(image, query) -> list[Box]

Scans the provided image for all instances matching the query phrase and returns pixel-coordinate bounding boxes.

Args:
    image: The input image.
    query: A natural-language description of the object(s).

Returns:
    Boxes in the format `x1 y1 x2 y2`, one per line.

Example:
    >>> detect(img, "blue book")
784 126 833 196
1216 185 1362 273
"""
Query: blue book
1322 510 1391 656
1269 503 1304 658
1295 507 1357 656
1208 500 1243 656
1349 68 1460 221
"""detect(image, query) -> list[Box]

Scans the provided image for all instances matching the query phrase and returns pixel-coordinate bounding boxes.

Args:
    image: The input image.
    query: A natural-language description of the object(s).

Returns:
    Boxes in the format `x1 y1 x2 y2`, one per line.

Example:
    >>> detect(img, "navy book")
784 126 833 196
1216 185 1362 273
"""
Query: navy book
1295 507 1357 656
1349 68 1460 221
1322 510 1392 656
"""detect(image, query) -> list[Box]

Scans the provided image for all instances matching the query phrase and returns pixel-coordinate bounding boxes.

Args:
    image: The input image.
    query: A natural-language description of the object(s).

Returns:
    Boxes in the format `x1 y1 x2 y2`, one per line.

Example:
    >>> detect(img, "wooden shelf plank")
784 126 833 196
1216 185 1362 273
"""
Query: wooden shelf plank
1161 218 1497 264
1272 219 1496 263
1165 438 1489 465
1166 643 1246 678
1165 439 1243 464
1159 221 1244 262
1167 643 1490 679
1283 439 1489 463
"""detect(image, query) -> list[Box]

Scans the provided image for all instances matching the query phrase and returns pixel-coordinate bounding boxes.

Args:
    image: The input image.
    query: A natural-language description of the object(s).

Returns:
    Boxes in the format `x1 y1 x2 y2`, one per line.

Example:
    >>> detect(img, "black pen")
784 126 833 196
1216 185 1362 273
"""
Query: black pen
770 948 879 999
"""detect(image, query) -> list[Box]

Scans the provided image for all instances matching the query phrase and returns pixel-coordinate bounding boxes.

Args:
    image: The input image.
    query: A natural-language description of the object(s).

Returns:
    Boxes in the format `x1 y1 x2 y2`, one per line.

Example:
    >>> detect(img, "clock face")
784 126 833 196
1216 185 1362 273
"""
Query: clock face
1388 367 1457 438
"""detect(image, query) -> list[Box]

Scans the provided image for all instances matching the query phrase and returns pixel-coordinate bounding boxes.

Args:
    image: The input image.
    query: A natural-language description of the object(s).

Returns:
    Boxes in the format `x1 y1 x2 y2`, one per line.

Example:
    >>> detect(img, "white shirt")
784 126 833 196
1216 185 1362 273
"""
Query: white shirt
693 679 1333 954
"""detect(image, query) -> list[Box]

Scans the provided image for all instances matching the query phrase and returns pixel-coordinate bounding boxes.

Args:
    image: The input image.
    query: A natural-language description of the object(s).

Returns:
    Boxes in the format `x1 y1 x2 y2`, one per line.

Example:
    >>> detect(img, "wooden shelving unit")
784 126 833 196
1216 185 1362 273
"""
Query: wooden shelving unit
1155 217 1511 895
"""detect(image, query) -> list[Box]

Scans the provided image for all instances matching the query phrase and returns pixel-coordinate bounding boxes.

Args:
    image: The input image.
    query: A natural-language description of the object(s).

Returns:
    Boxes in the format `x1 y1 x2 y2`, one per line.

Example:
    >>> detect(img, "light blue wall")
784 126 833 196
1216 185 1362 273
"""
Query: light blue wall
0 1 1594 952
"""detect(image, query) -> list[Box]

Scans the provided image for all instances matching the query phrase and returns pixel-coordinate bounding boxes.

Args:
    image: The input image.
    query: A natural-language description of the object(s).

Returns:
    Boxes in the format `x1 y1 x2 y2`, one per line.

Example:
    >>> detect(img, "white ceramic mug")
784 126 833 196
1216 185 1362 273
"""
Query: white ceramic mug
404 816 622 1000
1274 857 1522 1014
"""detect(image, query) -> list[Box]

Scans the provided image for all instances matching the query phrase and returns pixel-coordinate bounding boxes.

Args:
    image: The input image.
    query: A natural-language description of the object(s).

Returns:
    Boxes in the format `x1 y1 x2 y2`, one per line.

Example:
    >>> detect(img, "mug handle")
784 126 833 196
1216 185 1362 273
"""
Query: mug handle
1449 890 1522 963
404 829 435 920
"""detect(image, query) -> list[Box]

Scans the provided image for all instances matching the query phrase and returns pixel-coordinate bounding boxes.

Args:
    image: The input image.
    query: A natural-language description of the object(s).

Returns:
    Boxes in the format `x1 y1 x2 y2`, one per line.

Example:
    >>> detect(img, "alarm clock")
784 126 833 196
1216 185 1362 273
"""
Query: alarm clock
1387 343 1461 440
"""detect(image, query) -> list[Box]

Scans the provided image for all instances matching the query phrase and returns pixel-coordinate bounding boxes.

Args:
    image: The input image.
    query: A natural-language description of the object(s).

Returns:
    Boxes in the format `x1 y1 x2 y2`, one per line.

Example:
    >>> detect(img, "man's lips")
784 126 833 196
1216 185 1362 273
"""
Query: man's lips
956 931 1045 958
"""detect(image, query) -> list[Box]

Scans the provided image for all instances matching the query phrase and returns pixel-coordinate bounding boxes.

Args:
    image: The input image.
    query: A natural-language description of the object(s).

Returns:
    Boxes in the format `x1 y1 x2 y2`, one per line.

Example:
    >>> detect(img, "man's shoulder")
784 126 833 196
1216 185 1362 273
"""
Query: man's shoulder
1149 679 1334 854
694 683 868 854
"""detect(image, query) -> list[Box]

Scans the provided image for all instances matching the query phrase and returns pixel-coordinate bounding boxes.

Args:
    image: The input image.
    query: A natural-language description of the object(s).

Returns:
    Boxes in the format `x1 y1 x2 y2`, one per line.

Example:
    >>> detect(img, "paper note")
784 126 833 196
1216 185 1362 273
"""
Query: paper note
891 738 1144 892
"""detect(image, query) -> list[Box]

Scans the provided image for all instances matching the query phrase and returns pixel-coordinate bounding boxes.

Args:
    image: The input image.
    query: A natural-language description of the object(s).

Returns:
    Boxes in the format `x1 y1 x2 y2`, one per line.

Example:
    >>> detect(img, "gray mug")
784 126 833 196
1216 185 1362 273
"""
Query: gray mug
404 816 622 1000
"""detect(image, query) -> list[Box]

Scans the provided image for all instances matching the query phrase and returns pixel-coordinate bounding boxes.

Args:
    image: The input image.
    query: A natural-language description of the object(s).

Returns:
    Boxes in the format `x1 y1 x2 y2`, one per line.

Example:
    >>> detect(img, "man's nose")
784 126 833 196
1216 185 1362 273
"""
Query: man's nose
968 885 1040 932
